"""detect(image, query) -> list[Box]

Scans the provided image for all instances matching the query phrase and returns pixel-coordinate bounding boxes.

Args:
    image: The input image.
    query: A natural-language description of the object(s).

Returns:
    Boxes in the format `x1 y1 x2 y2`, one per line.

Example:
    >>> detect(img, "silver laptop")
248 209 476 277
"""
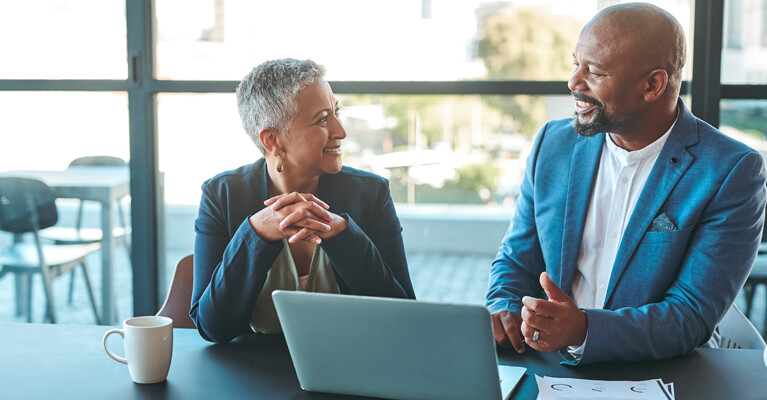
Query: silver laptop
272 290 526 400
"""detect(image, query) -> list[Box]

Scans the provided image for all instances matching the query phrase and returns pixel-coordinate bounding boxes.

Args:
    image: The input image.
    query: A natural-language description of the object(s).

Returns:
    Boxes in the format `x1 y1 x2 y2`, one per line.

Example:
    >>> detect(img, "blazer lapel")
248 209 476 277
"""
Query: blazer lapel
257 157 271 205
604 101 698 305
559 134 603 294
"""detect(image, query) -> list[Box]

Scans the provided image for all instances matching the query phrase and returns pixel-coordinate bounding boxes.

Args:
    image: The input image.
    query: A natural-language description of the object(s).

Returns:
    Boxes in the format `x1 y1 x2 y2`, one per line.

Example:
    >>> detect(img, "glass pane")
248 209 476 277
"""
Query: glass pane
158 93 254 280
0 92 131 324
721 0 767 85
720 100 767 330
337 94 573 205
720 100 767 156
722 0 767 84
156 0 692 82
158 92 571 205
0 1 127 79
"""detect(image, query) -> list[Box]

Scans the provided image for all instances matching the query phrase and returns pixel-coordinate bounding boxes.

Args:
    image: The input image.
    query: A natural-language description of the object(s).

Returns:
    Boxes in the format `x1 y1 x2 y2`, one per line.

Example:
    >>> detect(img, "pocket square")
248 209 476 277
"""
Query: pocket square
648 212 677 232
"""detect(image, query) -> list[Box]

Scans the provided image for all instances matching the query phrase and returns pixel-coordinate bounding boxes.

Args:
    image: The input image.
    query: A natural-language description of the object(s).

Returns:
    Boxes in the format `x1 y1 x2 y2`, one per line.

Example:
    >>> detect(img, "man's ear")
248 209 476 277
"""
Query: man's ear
259 128 282 156
643 69 668 102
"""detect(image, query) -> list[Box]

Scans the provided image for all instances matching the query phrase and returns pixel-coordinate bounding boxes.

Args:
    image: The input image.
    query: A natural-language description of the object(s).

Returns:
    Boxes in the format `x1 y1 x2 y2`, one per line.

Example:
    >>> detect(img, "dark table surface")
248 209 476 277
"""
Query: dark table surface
3 322 766 399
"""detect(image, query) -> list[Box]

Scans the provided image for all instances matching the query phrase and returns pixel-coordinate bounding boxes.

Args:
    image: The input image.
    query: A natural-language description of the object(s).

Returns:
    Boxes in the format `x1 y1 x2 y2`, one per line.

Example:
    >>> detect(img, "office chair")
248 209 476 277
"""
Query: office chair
718 303 766 350
742 220 767 338
156 254 196 329
0 177 101 323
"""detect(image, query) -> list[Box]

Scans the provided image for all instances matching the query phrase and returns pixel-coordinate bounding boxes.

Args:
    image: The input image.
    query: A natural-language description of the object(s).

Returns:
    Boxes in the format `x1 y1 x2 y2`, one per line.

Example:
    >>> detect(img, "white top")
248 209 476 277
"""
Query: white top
298 274 310 291
568 115 677 357
572 121 675 309
249 239 340 334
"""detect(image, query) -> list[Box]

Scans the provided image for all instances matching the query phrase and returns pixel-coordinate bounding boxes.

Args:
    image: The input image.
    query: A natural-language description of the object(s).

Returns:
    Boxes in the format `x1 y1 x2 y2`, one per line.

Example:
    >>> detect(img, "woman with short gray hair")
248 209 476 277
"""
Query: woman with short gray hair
237 58 326 155
191 58 415 343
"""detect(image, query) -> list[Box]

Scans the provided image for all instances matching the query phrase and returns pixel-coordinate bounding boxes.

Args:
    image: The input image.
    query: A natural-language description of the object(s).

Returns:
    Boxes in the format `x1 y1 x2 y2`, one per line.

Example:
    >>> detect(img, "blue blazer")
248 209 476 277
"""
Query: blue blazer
191 159 416 343
487 100 766 365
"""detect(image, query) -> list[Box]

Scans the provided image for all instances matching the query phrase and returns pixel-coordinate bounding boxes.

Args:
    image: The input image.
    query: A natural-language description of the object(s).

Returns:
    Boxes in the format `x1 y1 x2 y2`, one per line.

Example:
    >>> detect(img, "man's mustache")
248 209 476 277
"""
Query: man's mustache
571 91 603 109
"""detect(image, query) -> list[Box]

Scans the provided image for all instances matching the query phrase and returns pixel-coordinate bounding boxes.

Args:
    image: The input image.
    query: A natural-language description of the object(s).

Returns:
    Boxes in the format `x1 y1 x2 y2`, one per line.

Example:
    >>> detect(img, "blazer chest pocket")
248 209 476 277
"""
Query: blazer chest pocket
641 225 694 244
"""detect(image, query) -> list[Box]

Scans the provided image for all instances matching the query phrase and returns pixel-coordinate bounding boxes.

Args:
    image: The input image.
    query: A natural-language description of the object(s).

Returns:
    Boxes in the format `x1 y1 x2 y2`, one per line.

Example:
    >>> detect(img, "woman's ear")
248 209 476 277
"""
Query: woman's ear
259 128 282 156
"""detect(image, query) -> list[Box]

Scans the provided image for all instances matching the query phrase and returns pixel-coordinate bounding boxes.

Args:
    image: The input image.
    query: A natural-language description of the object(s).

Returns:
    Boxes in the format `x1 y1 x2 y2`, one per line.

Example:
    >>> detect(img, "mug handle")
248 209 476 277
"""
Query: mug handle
103 328 127 364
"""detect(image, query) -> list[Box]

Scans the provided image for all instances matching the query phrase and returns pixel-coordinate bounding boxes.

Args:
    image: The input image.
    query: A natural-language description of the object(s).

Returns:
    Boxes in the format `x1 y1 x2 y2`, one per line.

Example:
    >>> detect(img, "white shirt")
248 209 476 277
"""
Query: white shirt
571 122 675 309
567 116 677 358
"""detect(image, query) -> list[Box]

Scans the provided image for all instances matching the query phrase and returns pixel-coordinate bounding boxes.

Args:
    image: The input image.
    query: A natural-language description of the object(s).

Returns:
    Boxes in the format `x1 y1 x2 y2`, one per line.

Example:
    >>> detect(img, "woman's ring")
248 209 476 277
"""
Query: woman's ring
532 329 540 342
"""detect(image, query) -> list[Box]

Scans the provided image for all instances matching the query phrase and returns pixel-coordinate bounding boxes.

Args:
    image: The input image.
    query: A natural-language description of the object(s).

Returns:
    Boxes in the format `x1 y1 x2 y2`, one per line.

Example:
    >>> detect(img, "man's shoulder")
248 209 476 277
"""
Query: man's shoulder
536 118 586 151
689 117 762 162
667 99 759 160
541 118 581 142
544 117 577 133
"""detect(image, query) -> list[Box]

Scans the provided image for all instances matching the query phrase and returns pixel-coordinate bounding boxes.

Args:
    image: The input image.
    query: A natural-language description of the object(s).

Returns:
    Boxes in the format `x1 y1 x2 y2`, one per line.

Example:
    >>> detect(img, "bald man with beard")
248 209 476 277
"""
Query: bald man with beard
486 2 767 365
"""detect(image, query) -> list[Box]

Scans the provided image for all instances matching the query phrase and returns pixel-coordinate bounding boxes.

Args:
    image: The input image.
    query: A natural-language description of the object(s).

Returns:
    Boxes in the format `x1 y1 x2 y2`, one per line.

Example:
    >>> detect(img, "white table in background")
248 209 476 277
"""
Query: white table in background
1 167 130 324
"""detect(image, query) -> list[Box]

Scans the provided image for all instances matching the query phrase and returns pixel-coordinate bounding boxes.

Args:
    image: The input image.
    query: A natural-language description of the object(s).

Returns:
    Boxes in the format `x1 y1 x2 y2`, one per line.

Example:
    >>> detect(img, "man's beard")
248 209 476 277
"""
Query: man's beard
571 92 630 137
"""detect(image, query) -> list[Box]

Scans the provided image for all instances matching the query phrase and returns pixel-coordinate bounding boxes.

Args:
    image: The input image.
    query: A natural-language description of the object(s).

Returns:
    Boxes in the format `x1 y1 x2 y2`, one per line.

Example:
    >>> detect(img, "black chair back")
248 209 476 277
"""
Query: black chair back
0 177 58 234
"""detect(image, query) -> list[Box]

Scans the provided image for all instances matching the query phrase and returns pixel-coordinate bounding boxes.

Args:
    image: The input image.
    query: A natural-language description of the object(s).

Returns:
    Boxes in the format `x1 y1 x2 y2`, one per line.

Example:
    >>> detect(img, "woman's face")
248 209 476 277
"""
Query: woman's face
280 79 346 177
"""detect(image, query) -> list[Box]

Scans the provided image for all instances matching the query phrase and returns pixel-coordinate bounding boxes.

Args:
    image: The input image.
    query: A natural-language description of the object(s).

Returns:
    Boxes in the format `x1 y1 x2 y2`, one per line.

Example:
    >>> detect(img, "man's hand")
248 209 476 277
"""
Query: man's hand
490 310 526 354
520 272 588 352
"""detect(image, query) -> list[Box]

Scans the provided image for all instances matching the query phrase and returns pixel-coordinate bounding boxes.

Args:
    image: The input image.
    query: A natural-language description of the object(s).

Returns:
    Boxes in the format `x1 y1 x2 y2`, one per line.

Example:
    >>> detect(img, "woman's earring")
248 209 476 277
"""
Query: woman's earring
276 154 284 173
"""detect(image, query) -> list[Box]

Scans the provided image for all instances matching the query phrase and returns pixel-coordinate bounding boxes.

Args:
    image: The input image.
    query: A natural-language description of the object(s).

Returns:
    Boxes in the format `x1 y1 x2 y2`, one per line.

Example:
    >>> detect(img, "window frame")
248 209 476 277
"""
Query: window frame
0 0 764 317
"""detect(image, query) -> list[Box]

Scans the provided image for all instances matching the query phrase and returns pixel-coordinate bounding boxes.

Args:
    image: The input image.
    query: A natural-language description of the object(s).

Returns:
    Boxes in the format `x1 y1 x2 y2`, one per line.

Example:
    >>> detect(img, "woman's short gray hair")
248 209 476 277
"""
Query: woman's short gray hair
236 58 326 154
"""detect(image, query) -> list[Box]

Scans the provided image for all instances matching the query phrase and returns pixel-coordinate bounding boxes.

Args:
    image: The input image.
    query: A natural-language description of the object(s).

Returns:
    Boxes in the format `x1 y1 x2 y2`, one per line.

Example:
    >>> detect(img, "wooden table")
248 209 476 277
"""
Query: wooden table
3 322 766 399
1 167 130 324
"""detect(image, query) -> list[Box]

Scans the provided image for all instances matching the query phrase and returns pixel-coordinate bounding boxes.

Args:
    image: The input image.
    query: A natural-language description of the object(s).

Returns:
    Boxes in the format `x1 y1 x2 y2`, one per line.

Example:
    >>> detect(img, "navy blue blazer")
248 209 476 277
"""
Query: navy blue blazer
487 99 767 365
191 159 415 343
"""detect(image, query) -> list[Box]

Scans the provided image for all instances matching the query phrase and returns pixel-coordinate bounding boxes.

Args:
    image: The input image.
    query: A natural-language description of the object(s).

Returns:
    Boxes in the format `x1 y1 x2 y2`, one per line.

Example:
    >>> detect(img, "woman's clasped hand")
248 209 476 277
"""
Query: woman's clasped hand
250 192 348 244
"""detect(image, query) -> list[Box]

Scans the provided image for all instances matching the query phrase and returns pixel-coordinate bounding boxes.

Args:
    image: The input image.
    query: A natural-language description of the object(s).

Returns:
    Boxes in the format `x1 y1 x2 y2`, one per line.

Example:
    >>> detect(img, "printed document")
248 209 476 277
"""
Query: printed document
535 375 674 400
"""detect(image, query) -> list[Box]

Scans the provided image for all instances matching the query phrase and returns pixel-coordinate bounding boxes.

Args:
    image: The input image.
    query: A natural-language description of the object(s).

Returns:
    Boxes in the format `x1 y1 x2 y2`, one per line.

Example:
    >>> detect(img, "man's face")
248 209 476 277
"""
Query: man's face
568 22 647 137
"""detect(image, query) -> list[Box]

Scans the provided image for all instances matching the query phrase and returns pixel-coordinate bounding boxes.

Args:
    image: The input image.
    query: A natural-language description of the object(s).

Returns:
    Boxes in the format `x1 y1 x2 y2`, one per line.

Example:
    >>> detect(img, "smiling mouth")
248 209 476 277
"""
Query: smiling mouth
323 146 342 154
572 91 602 116
574 100 597 115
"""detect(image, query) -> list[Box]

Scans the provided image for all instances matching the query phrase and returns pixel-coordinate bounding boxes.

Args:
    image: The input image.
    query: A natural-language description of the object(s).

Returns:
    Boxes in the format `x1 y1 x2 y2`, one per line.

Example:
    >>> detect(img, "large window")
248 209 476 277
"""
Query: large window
720 100 767 151
156 1 596 82
722 0 767 84
154 0 694 209
1 0 764 321
153 0 697 308
154 1 693 82
0 92 130 171
0 91 130 324
0 1 127 79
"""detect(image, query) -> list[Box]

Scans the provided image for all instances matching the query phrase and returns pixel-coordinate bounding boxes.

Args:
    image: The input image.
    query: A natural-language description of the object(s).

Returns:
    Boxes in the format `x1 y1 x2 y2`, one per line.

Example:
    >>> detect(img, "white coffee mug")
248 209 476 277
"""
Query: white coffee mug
103 316 173 384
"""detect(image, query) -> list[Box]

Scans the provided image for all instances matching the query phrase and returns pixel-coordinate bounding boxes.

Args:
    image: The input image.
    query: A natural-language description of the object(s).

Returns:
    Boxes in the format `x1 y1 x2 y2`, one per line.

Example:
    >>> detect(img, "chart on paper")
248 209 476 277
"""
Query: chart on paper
535 375 674 400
